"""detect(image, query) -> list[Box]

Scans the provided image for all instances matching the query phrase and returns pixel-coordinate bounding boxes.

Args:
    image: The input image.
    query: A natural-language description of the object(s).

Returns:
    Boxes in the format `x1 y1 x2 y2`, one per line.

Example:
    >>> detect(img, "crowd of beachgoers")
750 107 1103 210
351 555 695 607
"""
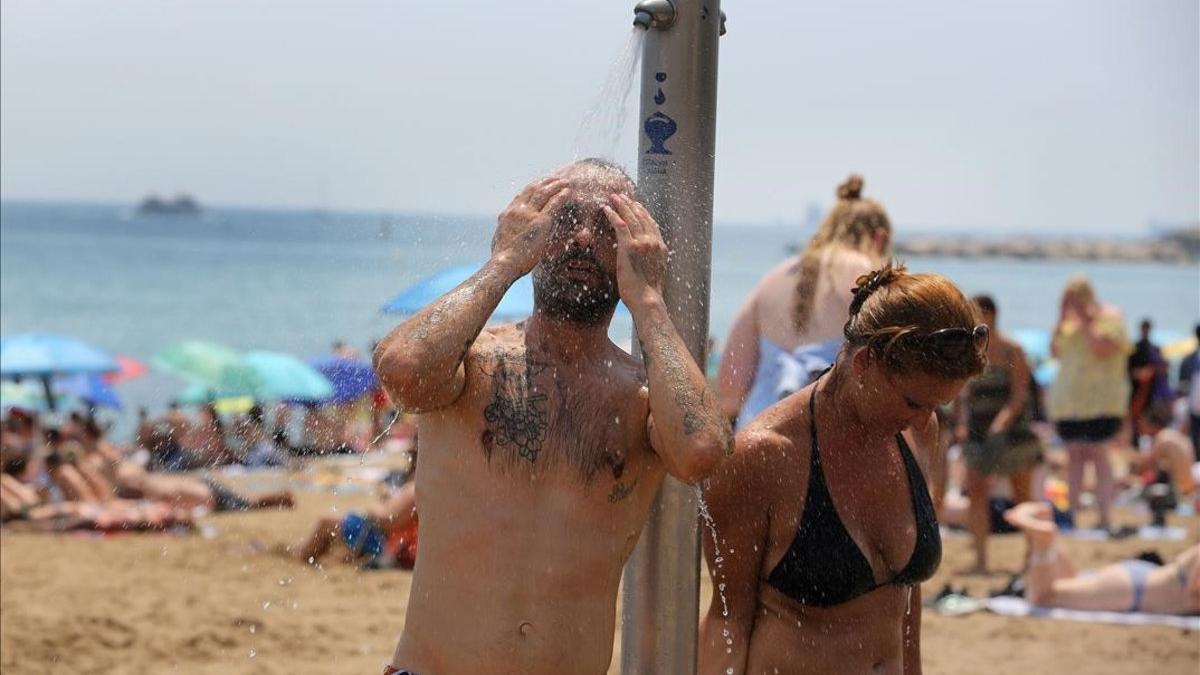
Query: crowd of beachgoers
2 166 1198 675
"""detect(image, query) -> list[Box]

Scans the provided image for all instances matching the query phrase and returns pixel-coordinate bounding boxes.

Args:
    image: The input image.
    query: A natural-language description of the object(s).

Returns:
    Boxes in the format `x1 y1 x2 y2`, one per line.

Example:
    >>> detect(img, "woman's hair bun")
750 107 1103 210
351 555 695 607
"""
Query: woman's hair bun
837 174 864 200
847 262 906 317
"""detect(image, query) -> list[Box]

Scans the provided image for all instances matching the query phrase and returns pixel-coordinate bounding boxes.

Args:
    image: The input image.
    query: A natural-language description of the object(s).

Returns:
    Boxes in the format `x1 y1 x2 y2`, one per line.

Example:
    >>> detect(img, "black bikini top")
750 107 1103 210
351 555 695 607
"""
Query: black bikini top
765 387 942 607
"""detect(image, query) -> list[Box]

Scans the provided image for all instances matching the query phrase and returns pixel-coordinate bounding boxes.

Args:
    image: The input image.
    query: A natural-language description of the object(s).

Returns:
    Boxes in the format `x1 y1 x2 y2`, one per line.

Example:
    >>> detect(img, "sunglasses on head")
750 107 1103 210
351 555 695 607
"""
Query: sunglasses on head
917 323 990 355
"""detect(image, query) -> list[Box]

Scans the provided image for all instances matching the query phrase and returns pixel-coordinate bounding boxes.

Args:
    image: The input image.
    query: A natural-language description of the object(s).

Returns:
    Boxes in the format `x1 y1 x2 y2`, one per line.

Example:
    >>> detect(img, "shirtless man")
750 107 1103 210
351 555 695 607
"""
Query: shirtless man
373 159 732 675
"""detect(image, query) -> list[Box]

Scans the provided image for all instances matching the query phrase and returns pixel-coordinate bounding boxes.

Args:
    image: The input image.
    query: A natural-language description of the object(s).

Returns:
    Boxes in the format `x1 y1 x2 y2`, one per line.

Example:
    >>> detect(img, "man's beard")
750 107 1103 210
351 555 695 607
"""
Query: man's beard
532 250 619 326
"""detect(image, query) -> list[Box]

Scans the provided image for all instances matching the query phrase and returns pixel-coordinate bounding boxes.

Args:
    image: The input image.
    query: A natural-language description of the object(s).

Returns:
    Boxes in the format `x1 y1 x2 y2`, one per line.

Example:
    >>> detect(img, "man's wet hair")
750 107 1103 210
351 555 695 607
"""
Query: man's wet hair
562 158 637 199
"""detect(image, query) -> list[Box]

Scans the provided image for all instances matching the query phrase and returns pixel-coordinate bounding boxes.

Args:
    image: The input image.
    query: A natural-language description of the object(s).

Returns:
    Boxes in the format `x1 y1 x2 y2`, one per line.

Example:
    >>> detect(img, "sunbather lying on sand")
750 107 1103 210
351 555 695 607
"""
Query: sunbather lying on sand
77 420 294 512
2 475 193 533
1004 501 1199 615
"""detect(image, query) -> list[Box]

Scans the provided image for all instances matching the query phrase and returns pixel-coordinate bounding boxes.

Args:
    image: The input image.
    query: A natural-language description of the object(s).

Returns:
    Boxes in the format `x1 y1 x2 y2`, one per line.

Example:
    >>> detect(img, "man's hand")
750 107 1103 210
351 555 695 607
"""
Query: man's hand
603 193 668 304
491 177 571 275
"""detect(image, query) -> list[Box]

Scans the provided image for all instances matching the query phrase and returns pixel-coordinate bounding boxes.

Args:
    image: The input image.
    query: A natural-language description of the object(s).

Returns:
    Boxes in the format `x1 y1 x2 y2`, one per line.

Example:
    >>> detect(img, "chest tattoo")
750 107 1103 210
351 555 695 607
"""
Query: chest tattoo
481 350 549 464
476 347 635 484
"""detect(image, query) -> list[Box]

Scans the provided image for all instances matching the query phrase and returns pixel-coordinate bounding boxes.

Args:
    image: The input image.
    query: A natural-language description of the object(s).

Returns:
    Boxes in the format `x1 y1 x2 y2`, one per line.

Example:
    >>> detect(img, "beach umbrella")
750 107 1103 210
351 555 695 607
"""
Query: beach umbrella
0 334 119 377
157 343 332 403
309 356 378 403
381 263 536 320
0 334 119 411
55 373 122 409
1161 334 1197 361
152 341 243 383
102 355 148 384
235 351 334 401
380 262 631 321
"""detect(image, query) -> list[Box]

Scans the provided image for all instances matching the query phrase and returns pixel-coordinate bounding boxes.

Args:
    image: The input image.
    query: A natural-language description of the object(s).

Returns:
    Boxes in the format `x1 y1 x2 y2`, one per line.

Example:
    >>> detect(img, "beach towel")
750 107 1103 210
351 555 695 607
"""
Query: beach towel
1061 525 1187 542
985 595 1200 630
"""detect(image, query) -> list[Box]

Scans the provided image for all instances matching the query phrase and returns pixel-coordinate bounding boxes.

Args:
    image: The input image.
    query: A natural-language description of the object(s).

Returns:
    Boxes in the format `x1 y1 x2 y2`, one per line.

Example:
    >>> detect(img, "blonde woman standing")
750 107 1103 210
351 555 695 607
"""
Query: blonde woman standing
717 175 892 429
1049 276 1131 531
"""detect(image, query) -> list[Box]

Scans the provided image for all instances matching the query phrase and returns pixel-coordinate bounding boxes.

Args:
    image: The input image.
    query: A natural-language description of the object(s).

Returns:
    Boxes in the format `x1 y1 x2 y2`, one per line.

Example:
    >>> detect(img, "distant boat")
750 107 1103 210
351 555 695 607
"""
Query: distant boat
137 193 202 216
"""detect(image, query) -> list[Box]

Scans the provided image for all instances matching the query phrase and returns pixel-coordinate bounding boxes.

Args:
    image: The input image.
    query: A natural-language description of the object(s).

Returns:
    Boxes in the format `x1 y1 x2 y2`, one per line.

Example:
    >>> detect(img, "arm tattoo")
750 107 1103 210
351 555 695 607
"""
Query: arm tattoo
645 321 729 443
404 266 506 370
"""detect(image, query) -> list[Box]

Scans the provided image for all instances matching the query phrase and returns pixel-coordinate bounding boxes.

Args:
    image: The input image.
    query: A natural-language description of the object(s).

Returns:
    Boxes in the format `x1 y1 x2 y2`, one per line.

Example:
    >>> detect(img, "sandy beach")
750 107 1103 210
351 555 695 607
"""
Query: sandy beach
1 458 1196 675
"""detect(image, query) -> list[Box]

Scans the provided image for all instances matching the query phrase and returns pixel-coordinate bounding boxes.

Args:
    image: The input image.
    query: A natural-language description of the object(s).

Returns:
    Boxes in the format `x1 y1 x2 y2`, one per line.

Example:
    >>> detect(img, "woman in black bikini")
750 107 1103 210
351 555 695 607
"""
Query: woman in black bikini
699 264 988 675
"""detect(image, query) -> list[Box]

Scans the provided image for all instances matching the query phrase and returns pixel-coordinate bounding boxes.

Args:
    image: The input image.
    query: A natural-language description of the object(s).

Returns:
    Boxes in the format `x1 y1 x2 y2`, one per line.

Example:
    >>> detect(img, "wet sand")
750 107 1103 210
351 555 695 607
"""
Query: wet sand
2 470 1197 674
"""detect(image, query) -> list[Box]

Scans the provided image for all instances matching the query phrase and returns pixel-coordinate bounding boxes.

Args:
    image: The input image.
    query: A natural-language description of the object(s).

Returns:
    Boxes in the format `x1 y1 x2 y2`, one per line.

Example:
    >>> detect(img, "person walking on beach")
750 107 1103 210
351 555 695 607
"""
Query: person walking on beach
699 264 987 675
1048 276 1131 531
373 159 731 675
956 295 1041 572
716 174 891 429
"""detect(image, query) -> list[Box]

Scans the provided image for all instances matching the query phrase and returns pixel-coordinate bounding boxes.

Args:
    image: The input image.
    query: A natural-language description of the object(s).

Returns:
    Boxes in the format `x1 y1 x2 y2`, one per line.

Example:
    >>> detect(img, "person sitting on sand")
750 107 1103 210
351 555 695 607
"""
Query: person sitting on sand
233 405 292 468
1125 402 1197 511
295 452 418 570
181 404 233 467
1004 501 1199 614
373 160 730 675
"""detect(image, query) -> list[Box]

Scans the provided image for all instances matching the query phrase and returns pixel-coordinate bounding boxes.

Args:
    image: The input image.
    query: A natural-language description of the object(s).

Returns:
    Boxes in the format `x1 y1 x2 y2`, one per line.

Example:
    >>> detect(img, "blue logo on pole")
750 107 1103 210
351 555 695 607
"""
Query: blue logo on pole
644 112 677 155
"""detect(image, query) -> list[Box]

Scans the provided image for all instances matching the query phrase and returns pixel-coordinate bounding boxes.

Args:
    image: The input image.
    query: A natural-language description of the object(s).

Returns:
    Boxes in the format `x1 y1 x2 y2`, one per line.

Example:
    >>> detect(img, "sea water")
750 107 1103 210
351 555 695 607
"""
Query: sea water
1 204 1197 430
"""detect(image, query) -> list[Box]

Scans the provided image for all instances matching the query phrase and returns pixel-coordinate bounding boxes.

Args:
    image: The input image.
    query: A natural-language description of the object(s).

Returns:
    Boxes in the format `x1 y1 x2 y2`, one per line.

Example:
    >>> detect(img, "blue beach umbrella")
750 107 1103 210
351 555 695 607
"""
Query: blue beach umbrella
381 263 536 320
0 334 118 378
55 373 122 409
309 356 378 404
0 334 118 411
380 262 630 321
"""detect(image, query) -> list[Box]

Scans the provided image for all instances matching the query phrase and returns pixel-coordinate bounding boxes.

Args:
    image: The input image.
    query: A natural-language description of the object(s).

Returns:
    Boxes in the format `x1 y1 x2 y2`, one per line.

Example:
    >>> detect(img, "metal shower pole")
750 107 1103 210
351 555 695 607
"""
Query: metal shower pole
622 1 722 672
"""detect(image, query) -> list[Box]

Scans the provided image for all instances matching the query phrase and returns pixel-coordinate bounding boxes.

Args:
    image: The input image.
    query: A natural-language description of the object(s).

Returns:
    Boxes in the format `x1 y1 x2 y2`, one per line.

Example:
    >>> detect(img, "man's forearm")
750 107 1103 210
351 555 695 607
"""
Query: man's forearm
632 292 732 479
375 257 521 396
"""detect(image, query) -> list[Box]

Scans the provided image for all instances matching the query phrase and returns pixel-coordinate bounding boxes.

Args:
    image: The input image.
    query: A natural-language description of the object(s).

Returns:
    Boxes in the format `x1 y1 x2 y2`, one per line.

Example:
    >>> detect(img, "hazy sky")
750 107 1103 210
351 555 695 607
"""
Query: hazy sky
2 0 1196 234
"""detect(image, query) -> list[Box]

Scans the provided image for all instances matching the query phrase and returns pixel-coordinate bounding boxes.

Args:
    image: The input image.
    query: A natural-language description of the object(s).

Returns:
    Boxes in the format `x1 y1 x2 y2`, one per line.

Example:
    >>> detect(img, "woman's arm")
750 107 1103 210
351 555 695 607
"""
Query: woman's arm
716 297 761 422
699 429 788 674
989 341 1031 434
